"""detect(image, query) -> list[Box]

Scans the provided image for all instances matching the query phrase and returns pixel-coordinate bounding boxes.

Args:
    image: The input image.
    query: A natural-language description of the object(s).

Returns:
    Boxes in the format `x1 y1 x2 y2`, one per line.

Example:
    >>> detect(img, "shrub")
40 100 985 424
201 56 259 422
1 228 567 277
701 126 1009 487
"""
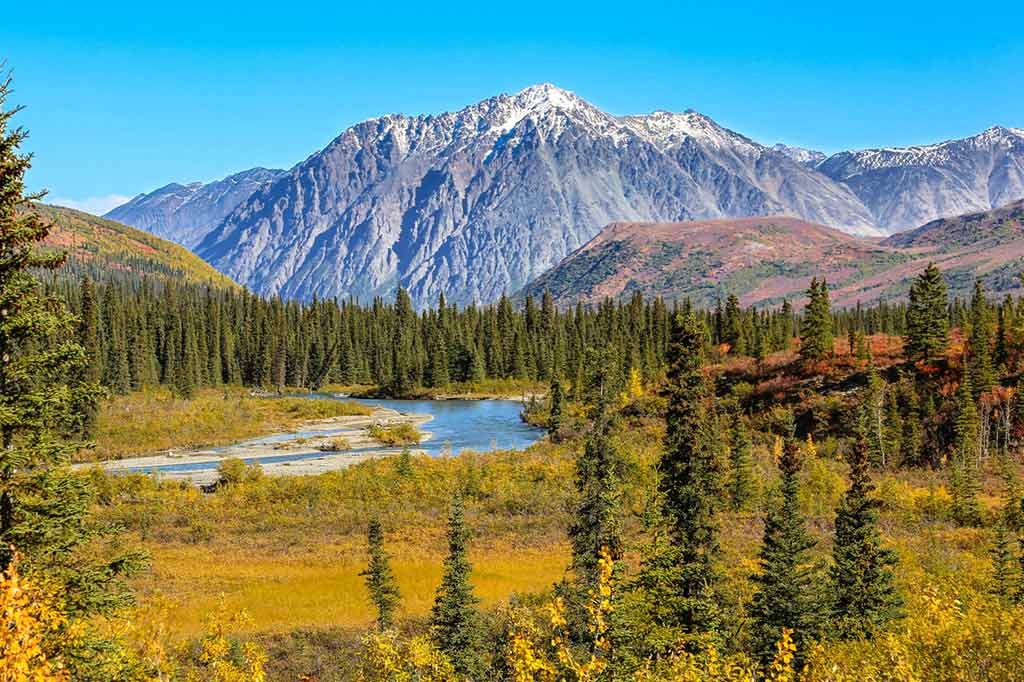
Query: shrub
216 457 264 486
367 423 421 446
318 437 352 452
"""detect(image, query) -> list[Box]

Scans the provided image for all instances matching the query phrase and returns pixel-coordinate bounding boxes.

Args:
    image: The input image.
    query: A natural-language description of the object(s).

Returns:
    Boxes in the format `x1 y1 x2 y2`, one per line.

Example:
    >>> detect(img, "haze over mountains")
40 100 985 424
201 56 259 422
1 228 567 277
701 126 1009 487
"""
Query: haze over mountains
102 84 1024 307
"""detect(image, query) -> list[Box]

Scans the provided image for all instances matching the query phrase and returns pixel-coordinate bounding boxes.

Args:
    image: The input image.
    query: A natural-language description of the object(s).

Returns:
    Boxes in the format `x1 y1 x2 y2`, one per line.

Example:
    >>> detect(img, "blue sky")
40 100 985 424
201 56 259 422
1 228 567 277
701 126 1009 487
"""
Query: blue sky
3 0 1022 213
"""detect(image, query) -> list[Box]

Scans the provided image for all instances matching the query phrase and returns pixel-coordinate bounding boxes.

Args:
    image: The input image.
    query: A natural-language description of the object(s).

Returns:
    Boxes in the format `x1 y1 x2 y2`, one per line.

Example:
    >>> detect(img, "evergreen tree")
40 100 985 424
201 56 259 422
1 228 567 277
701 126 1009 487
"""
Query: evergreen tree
723 293 744 355
799 278 833 361
548 377 564 437
430 495 483 676
829 410 902 639
360 517 402 630
967 280 995 399
990 522 1018 603
0 74 144 678
394 446 414 478
727 414 755 511
569 407 623 593
642 310 721 639
748 439 821 664
905 264 949 365
429 331 450 389
951 375 982 527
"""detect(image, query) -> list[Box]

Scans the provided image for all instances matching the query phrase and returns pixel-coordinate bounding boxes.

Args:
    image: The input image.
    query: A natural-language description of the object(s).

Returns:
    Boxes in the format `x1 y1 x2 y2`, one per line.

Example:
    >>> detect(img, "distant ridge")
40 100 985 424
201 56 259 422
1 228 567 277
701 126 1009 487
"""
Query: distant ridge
105 167 286 248
520 201 1024 308
35 203 238 288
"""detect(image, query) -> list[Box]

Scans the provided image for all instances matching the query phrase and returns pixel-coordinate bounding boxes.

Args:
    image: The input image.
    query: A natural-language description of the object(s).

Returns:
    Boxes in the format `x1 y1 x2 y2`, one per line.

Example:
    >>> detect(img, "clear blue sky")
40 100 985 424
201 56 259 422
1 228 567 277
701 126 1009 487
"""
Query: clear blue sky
3 0 1022 213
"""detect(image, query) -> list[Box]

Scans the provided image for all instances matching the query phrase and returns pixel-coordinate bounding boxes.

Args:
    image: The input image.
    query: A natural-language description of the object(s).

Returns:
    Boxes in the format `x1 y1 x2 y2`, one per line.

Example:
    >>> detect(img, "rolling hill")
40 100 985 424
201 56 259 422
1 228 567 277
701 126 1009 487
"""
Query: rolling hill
521 201 1024 308
34 203 238 288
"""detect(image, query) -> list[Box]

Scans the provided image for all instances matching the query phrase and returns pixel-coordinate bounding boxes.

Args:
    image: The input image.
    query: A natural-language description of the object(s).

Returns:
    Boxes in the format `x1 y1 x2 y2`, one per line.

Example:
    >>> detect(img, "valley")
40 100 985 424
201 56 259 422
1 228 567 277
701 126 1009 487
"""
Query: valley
4 55 1024 682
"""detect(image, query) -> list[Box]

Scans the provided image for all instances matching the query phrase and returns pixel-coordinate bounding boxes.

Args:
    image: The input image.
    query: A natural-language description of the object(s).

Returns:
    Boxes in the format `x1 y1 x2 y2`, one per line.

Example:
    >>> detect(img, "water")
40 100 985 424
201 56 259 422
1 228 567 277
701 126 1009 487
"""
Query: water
345 397 545 455
112 396 545 476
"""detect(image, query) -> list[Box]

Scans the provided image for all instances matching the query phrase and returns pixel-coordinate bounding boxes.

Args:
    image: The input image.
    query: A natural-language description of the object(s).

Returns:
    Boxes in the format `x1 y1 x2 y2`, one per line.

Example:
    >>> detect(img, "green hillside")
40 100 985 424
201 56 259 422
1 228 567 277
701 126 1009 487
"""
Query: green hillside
33 203 238 288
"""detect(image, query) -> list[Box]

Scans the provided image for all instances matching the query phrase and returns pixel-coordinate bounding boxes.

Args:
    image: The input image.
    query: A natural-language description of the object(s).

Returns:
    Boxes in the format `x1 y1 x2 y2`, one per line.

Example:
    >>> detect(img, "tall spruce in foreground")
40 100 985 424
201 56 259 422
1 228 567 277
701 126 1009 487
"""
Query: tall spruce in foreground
799 278 832 361
642 310 721 640
361 517 402 631
569 405 623 592
829 410 902 639
905 263 949 365
430 495 483 676
0 73 145 679
748 438 821 665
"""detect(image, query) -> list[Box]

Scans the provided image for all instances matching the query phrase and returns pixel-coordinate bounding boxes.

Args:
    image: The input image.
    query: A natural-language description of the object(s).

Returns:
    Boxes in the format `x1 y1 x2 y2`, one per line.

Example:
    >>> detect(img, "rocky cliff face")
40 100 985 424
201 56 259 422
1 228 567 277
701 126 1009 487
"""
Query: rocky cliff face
817 126 1024 232
196 84 879 307
105 167 285 248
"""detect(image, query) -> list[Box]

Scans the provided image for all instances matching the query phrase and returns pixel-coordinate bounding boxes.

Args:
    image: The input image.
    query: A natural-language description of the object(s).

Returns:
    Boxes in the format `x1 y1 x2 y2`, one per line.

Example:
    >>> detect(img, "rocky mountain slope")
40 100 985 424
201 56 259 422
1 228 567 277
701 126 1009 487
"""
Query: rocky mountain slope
817 126 1024 232
36 204 238 288
521 201 1024 308
195 84 880 307
105 167 285 248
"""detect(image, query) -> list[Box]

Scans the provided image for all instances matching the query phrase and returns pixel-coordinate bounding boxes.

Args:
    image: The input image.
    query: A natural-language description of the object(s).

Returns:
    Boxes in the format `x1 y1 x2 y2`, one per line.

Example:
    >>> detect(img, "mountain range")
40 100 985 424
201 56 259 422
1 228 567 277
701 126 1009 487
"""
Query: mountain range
102 84 1024 307
106 167 285 249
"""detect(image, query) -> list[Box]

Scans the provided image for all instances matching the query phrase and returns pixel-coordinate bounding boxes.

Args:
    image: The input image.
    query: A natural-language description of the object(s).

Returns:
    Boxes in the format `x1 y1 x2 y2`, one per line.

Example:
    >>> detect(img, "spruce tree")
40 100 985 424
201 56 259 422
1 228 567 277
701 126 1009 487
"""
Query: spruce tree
967 280 994 399
728 414 755 511
569 407 623 593
799 278 833 362
723 293 744 355
548 377 564 437
829 410 902 639
642 310 721 639
748 439 821 664
951 374 982 527
360 517 402 630
990 522 1018 603
905 264 948 365
0 74 145 677
430 495 483 676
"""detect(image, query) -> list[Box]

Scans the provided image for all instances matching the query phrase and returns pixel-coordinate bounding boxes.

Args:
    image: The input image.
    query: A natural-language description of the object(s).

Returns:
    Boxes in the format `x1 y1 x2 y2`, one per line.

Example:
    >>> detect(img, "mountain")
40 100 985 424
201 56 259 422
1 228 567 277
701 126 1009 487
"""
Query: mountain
195 84 881 308
519 216 904 308
521 201 1024 308
35 204 238 288
817 126 1024 232
771 144 826 168
105 167 286 248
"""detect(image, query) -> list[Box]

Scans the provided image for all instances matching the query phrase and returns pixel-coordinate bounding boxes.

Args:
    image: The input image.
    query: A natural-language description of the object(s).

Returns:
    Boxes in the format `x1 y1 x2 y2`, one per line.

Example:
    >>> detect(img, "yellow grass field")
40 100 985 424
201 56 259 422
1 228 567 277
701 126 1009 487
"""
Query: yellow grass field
135 541 569 637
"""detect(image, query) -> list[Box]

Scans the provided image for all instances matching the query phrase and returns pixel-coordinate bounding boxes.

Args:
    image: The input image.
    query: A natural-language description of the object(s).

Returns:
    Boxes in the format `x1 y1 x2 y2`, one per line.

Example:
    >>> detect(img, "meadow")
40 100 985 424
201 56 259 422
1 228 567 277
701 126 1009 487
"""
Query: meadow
84 346 1021 680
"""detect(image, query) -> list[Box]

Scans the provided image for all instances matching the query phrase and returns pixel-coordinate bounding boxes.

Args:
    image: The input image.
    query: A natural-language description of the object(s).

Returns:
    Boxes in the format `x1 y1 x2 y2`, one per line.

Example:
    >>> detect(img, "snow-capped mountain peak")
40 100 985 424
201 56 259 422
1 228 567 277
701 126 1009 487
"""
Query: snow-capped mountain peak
619 109 759 153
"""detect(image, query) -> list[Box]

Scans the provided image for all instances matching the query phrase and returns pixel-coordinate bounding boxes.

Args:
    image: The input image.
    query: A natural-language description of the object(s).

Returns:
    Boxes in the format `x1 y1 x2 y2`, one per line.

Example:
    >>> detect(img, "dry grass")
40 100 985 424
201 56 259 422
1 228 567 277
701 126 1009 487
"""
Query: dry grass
84 387 373 461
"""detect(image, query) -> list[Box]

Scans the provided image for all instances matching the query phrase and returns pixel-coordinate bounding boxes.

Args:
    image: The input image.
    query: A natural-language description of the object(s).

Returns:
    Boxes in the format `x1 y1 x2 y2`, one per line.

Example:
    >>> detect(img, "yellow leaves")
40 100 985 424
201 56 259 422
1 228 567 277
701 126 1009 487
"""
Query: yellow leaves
804 434 817 460
800 580 1024 682
181 595 267 682
0 557 69 682
509 546 615 682
765 628 796 682
619 367 647 407
358 630 456 682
